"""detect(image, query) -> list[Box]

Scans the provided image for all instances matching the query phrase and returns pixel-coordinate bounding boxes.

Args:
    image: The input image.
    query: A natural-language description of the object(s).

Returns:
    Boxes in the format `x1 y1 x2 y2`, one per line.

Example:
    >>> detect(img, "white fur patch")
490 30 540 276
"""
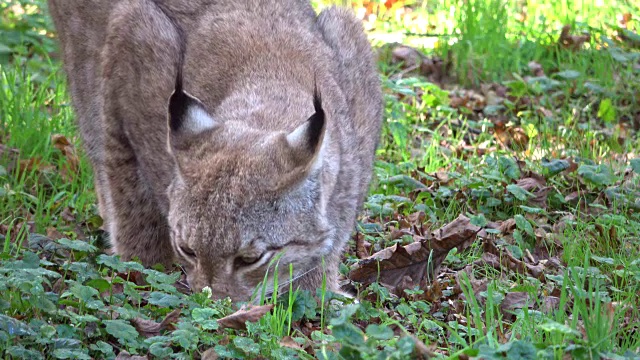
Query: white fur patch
311 131 329 173
186 105 217 133
285 121 309 149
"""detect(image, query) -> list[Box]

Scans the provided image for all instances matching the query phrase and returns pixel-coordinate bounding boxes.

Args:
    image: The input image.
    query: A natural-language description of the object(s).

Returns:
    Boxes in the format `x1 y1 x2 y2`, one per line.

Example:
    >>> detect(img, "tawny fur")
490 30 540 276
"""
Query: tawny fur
48 0 383 301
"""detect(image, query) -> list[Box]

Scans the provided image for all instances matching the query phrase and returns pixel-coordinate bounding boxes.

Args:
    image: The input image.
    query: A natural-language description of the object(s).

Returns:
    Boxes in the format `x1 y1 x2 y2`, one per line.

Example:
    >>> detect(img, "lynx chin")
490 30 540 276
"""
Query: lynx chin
49 0 383 301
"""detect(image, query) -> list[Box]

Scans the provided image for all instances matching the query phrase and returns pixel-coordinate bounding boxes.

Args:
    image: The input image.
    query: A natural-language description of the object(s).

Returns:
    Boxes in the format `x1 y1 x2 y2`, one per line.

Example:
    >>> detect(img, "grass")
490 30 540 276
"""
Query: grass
1 0 640 359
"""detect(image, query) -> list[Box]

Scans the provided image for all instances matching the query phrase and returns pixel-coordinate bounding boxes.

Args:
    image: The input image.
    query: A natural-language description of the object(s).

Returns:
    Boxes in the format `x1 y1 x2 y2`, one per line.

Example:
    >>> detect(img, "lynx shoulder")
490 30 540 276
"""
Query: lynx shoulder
49 0 382 300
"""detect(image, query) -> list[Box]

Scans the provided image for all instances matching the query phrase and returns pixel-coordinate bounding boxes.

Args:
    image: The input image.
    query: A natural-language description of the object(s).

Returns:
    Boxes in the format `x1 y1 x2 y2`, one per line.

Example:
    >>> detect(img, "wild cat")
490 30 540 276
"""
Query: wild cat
48 0 382 300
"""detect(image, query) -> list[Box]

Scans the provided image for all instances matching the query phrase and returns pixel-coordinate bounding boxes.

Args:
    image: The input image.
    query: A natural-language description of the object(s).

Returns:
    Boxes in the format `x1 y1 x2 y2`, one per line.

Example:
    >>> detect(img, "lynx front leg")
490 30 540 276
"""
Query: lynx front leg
97 0 183 268
102 143 174 268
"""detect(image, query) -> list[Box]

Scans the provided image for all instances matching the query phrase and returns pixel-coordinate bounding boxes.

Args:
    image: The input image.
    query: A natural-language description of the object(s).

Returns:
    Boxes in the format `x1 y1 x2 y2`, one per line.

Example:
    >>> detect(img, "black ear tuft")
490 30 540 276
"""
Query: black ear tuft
168 74 189 133
167 72 217 137
305 87 325 152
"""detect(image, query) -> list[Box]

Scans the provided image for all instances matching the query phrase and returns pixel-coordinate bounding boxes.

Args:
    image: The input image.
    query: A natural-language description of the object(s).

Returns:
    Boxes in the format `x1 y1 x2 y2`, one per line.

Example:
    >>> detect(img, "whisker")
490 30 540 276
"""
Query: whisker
254 265 320 302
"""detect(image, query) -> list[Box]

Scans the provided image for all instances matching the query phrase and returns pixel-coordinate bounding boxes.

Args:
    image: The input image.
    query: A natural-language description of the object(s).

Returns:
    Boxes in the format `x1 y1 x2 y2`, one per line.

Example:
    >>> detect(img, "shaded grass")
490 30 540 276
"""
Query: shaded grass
0 66 96 250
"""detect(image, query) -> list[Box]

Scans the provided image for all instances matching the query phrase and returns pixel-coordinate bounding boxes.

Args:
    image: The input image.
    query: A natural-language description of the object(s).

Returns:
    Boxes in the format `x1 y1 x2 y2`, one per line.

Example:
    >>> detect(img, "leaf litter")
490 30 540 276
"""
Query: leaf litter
349 214 480 295
131 308 181 338
216 304 274 331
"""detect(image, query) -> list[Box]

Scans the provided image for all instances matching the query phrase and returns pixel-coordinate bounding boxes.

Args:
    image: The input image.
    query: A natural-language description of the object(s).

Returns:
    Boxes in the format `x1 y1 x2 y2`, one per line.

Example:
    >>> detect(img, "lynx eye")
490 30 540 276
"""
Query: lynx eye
179 245 197 259
235 253 266 268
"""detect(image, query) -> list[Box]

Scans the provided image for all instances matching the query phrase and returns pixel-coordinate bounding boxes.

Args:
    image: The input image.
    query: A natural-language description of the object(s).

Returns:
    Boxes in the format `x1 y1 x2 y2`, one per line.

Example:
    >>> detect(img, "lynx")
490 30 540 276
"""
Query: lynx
48 0 382 301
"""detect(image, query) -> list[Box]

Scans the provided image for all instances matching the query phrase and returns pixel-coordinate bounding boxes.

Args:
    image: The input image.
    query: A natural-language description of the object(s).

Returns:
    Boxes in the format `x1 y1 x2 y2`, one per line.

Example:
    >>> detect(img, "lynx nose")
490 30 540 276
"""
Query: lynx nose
206 272 234 298
208 282 236 300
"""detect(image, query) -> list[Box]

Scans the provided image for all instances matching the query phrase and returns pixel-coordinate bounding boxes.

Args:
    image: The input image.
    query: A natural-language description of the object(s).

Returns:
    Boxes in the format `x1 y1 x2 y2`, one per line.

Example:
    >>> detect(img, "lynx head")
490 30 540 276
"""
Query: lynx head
165 81 333 301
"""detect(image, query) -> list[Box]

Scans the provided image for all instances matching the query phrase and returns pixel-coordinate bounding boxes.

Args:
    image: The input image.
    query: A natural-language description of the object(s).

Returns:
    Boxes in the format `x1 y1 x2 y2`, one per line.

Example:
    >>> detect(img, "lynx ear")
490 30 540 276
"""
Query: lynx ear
168 80 218 141
286 90 326 168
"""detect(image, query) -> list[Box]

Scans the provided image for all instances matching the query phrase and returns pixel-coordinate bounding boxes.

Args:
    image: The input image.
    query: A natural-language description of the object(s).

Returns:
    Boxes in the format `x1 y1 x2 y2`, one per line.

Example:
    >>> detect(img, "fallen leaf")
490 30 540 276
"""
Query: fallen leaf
559 25 590 51
217 304 274 331
449 89 486 111
456 266 489 295
406 335 436 359
528 61 545 77
563 191 581 205
349 214 480 294
516 173 550 208
494 121 530 151
15 157 56 179
51 134 80 182
407 211 427 227
516 175 545 192
60 207 76 223
540 296 561 314
389 44 447 82
500 292 531 318
392 45 423 70
46 227 66 240
51 134 79 171
538 107 554 119
618 13 632 28
201 348 219 360
498 218 517 235
115 352 148 360
279 336 303 350
482 240 546 280
354 233 371 259
131 308 181 338
0 144 19 171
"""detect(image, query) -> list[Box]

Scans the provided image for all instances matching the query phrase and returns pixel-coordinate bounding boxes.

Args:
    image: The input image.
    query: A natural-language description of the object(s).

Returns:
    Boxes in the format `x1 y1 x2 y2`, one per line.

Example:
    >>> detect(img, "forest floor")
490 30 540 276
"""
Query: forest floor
1 0 640 359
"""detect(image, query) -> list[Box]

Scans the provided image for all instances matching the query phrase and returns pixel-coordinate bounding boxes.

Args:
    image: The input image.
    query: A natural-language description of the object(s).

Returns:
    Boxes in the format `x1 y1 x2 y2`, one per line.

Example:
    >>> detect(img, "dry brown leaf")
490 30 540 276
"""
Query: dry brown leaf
115 352 148 360
217 304 274 331
16 157 56 178
0 144 19 171
389 44 447 83
618 13 632 28
455 266 489 297
516 173 551 208
483 240 546 280
563 191 580 205
52 134 79 171
559 25 590 51
538 107 554 118
131 308 181 338
201 348 219 360
494 121 530 151
540 296 561 313
500 292 531 316
392 45 423 70
406 335 436 359
355 233 371 259
349 214 480 294
407 211 426 226
279 336 304 350
51 134 80 181
498 218 517 235
528 61 545 77
46 227 66 240
564 158 579 174
449 89 486 111
60 207 76 223
516 175 545 192
449 95 469 109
